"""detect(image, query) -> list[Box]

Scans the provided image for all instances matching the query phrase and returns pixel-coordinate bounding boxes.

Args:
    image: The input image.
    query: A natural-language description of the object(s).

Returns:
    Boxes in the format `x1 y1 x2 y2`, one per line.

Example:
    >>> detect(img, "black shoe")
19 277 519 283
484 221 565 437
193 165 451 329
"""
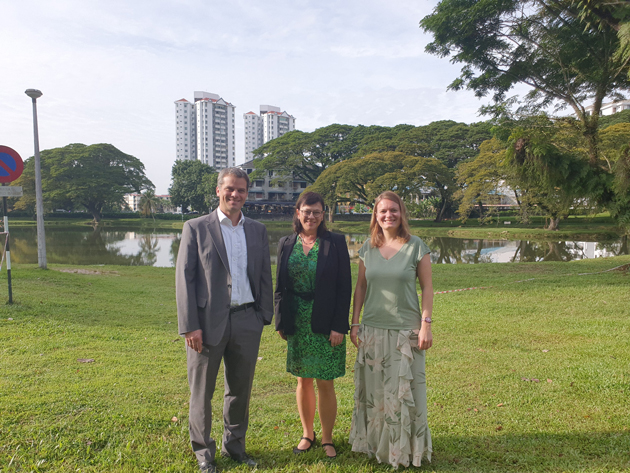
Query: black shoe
199 460 217 472
293 434 316 454
222 451 257 467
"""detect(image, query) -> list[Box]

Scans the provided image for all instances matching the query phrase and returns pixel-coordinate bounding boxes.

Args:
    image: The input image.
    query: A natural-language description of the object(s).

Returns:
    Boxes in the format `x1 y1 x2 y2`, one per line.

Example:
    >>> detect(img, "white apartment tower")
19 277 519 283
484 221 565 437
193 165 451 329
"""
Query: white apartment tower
175 99 195 160
243 105 296 161
174 91 235 169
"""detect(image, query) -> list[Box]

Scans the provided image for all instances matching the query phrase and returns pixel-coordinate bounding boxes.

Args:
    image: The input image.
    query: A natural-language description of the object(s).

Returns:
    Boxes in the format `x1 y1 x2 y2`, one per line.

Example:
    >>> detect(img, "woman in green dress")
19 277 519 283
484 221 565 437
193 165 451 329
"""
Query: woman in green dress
349 191 434 468
275 192 352 459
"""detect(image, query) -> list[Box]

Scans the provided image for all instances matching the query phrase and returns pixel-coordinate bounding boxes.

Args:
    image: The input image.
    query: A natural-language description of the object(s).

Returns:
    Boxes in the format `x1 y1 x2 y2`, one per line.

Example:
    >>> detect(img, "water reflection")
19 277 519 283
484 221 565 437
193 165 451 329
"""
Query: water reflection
5 226 628 267
419 237 630 264
9 227 180 267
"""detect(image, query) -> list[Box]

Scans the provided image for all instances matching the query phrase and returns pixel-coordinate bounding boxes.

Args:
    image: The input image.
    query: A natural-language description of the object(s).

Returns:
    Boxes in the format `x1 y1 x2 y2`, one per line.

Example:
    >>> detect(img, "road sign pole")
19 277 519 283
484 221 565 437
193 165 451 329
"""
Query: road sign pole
2 189 12 304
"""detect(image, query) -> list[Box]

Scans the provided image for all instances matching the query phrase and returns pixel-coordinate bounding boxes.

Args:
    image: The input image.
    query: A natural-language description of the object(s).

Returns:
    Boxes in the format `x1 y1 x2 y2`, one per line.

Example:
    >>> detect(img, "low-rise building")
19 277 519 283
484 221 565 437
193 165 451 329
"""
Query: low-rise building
124 193 142 212
585 99 630 116
238 160 307 204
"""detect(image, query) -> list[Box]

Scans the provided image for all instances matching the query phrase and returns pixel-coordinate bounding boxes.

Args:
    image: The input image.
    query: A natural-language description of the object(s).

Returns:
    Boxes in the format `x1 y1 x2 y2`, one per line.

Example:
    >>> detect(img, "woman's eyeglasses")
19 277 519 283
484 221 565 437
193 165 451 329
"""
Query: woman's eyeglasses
300 210 323 218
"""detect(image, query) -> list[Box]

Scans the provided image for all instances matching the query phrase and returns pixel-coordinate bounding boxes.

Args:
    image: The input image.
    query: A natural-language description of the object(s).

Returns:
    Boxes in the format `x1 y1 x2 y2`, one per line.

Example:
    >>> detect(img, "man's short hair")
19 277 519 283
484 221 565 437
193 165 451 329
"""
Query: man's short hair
217 167 250 189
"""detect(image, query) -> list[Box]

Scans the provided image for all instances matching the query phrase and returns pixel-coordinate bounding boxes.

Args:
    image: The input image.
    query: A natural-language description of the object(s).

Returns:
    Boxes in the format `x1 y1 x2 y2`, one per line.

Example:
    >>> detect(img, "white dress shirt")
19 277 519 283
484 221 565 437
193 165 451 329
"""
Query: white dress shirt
216 208 255 306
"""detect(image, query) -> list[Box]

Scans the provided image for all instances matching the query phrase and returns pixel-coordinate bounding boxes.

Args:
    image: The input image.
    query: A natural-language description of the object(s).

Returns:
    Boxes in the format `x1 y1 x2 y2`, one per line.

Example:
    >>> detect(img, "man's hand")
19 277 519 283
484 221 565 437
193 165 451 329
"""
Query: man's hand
185 329 203 353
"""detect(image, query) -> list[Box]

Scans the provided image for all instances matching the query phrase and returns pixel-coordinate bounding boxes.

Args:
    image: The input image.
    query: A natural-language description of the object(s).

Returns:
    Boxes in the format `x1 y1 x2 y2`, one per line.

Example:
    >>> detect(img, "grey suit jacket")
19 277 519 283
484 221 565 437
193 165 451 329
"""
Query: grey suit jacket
176 210 273 346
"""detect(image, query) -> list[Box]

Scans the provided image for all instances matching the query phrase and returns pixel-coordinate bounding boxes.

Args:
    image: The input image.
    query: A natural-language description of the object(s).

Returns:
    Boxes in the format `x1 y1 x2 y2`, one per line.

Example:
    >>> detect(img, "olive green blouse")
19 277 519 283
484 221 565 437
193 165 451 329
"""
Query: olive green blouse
358 235 431 330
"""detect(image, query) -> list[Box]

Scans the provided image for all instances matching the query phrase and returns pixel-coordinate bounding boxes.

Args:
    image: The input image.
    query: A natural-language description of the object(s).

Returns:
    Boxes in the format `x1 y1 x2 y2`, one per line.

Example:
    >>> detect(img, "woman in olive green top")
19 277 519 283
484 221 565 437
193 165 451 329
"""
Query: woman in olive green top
349 191 433 468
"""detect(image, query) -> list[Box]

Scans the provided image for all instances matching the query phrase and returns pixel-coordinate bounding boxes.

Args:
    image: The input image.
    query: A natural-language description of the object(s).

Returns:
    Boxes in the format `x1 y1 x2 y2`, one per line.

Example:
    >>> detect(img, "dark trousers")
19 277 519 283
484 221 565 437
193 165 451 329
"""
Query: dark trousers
187 306 264 464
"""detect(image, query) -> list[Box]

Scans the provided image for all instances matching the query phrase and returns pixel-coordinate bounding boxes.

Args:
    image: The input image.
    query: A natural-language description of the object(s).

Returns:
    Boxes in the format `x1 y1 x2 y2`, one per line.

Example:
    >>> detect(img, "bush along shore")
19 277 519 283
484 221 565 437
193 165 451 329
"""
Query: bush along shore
1 258 629 472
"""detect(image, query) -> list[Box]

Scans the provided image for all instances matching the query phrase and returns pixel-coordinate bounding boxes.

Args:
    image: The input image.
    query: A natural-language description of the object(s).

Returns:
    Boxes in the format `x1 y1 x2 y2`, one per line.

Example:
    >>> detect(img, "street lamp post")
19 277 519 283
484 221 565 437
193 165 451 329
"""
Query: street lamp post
25 88 47 269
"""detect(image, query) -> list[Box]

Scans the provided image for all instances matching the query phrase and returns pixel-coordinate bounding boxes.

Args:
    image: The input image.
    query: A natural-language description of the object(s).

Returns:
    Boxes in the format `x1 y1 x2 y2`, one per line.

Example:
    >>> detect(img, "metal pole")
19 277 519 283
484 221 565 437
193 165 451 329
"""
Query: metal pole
3 188 13 303
25 89 47 269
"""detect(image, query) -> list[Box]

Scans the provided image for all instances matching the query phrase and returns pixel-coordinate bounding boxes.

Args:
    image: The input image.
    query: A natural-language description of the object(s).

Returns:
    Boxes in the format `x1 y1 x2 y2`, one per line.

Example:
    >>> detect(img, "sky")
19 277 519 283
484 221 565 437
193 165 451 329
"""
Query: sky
1 0 501 194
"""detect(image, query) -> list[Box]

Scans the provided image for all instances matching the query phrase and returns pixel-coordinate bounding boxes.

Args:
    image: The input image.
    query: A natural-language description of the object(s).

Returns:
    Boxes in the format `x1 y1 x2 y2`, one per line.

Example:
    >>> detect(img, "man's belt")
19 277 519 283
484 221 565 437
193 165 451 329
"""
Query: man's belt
229 302 255 314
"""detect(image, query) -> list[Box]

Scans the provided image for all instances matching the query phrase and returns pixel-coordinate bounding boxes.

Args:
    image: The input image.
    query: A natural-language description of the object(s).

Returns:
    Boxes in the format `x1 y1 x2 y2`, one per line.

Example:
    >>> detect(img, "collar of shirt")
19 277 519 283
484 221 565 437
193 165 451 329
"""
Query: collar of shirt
217 208 245 229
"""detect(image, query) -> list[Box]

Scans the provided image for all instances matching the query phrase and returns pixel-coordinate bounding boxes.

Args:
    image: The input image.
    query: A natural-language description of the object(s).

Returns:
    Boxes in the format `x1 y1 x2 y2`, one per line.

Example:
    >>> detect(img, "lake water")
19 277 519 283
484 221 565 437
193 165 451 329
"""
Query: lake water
5 226 628 267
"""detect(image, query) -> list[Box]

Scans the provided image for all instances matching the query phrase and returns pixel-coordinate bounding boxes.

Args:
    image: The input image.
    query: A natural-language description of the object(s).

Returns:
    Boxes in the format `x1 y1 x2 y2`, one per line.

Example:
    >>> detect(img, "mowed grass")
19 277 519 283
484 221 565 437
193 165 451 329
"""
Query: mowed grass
1 257 629 472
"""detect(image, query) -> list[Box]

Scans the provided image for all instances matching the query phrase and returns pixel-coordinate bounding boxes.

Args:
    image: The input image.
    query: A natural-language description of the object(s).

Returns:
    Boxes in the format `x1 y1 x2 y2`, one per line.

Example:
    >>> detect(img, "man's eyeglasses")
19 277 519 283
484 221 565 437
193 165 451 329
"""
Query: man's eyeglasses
300 210 323 218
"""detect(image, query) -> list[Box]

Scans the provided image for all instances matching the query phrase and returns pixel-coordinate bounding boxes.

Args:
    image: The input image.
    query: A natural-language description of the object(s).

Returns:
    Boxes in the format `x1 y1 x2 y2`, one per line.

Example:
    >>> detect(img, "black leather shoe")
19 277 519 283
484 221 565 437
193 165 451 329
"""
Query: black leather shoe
222 451 257 467
198 460 217 472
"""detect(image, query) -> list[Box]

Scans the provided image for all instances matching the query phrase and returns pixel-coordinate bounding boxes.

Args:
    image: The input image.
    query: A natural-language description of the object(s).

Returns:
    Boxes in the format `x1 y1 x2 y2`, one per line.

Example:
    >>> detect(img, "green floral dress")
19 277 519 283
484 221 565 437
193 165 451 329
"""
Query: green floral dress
286 236 346 380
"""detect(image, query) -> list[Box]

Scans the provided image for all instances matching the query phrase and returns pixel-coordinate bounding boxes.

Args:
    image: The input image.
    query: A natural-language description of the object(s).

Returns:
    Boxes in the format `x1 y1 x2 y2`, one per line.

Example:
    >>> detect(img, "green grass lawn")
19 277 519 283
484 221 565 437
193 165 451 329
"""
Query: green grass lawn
1 257 629 472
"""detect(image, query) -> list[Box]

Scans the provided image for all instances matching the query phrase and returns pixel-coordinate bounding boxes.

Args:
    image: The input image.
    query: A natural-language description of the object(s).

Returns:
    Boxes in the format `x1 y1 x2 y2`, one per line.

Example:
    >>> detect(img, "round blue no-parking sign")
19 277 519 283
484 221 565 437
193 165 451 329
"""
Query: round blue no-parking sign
0 146 24 183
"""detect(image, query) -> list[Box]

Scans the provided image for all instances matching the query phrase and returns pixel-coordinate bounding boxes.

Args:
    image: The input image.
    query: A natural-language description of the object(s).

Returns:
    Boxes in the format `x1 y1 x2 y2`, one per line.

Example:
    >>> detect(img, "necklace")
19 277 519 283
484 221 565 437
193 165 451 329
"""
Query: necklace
300 234 317 245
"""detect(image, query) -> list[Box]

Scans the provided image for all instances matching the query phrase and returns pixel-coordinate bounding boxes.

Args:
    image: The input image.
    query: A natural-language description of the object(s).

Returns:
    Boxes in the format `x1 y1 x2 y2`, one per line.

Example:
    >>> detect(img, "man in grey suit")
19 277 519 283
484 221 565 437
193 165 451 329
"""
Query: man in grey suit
177 167 273 473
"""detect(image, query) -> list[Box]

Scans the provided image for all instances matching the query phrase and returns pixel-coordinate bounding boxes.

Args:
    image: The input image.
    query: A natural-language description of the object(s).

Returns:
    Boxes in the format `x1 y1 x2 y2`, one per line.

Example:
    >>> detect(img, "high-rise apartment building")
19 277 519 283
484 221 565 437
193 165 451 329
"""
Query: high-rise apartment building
243 105 296 162
175 91 236 169
175 99 195 161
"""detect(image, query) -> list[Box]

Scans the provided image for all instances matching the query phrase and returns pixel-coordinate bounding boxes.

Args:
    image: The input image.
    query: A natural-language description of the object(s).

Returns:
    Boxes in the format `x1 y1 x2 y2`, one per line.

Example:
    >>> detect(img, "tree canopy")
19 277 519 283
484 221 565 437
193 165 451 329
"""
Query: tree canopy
307 151 455 222
252 121 492 183
14 143 153 222
168 160 217 214
420 0 630 163
456 138 509 223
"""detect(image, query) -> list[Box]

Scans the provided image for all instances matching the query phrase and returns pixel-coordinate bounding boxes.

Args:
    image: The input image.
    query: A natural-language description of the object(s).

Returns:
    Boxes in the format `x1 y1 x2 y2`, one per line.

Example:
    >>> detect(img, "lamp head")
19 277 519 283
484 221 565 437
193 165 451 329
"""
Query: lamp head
25 89 43 99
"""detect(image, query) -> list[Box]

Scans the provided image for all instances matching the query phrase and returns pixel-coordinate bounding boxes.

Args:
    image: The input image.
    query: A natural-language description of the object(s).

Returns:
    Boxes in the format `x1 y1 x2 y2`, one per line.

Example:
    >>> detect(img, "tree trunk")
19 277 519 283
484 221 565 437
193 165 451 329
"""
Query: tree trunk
619 235 628 255
328 206 335 223
434 199 447 223
546 216 560 231
84 203 102 223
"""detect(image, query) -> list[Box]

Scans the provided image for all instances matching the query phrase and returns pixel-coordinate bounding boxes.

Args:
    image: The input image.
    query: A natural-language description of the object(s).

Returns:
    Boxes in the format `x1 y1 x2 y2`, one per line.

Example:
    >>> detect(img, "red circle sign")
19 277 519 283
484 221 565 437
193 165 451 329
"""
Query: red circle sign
0 146 24 183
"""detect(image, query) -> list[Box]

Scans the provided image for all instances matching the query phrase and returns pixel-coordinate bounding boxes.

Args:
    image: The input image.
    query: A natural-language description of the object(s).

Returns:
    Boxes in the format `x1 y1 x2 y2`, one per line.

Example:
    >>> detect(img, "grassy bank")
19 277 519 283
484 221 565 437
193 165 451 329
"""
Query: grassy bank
3 217 186 231
4 213 626 241
1 258 629 472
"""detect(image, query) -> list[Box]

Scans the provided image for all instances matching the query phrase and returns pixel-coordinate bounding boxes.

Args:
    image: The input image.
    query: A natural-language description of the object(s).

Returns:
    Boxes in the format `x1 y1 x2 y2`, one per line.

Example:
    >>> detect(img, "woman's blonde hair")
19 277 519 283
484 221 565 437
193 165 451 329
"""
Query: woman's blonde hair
369 191 411 248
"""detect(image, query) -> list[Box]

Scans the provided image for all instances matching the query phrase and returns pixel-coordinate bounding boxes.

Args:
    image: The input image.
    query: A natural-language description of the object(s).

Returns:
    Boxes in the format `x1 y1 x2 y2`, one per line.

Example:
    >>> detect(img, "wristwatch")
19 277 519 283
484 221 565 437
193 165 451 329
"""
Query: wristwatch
422 316 432 324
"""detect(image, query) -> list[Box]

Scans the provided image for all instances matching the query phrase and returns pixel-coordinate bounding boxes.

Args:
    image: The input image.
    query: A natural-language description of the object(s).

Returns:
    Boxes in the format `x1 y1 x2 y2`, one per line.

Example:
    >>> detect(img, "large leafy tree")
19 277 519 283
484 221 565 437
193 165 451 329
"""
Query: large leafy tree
254 121 490 211
168 160 216 214
308 152 455 222
252 124 377 184
504 116 597 230
570 0 630 78
599 122 630 230
420 0 630 164
14 143 153 222
456 138 510 223
308 152 405 220
357 121 492 168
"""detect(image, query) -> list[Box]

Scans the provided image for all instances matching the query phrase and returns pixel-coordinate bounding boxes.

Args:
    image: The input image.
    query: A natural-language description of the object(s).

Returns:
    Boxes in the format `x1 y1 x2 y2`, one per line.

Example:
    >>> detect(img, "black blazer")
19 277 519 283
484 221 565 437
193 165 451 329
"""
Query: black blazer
274 231 352 336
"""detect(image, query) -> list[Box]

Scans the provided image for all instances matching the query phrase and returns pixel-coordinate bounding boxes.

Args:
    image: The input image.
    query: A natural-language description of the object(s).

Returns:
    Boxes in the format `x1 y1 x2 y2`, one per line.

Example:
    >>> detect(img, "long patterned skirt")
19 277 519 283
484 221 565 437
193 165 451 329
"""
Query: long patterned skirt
349 324 432 468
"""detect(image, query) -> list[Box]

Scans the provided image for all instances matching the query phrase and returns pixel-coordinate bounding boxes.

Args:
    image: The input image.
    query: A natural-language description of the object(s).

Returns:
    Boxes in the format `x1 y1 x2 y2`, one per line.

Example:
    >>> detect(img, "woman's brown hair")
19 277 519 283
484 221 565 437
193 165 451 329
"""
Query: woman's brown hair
293 192 328 237
369 191 411 248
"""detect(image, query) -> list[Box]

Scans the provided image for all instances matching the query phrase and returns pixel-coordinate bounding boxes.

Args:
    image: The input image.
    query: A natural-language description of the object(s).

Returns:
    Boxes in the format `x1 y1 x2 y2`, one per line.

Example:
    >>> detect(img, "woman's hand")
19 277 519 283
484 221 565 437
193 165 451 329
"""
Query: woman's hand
329 330 344 347
350 325 360 348
418 324 432 350
277 330 287 341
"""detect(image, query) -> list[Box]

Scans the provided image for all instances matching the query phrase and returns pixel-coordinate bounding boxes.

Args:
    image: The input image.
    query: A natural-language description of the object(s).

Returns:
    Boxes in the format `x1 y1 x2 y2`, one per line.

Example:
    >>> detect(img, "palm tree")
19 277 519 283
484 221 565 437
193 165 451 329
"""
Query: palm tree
139 189 159 221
